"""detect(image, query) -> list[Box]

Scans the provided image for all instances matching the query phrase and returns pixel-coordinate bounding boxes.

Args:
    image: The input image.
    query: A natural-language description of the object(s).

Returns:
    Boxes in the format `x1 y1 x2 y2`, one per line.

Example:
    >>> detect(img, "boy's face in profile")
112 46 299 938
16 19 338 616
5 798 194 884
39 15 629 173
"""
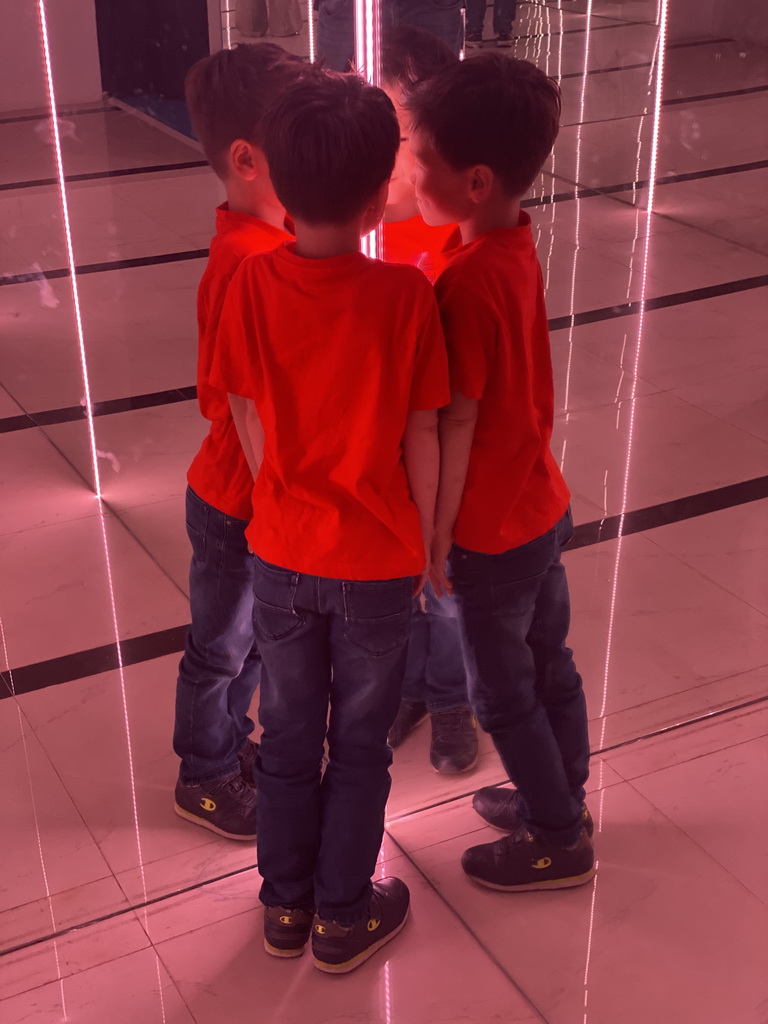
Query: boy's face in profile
384 86 417 208
410 129 469 227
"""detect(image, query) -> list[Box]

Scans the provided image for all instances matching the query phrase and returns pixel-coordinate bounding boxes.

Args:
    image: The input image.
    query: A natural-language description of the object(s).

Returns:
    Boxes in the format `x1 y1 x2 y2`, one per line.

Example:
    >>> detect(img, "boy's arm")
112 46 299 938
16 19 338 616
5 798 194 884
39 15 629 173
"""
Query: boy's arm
228 394 264 480
430 391 479 597
403 408 440 596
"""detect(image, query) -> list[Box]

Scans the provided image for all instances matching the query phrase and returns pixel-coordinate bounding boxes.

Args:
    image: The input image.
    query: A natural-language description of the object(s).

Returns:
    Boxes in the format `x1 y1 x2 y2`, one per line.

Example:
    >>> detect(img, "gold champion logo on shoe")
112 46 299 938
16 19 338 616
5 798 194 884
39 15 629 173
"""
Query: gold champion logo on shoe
315 924 327 935
533 857 552 869
200 798 216 812
367 918 381 932
280 915 294 925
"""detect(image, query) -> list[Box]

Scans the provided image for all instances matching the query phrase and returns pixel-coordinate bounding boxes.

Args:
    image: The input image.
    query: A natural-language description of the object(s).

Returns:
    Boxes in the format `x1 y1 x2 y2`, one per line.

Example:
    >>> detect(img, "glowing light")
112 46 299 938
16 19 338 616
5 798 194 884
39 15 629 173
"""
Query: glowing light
308 0 316 62
36 0 102 500
354 0 382 258
224 0 233 48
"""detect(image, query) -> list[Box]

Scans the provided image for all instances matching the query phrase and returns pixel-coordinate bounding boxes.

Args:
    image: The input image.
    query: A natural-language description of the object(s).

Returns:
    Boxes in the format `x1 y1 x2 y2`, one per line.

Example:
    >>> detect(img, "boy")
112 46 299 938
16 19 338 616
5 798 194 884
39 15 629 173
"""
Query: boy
381 26 477 774
173 44 307 841
409 53 594 890
211 73 449 970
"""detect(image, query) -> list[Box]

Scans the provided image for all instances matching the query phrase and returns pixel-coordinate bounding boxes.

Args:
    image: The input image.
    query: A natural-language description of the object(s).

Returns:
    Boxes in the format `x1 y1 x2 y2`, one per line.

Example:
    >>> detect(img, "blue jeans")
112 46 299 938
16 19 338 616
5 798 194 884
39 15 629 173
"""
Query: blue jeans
450 510 589 845
252 558 413 923
465 0 516 35
174 487 260 785
403 582 469 712
318 0 463 72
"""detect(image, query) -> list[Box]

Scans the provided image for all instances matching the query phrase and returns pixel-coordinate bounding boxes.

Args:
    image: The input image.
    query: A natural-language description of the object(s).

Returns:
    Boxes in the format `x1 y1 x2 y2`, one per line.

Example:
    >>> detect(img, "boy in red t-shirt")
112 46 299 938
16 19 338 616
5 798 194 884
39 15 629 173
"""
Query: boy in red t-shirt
173 45 308 841
380 27 478 775
410 54 594 891
211 73 449 971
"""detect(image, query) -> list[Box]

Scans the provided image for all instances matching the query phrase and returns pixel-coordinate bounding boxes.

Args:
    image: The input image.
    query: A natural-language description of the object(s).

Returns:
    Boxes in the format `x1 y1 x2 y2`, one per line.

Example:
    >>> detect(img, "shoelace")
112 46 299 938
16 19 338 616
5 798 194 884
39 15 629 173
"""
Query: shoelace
432 709 472 735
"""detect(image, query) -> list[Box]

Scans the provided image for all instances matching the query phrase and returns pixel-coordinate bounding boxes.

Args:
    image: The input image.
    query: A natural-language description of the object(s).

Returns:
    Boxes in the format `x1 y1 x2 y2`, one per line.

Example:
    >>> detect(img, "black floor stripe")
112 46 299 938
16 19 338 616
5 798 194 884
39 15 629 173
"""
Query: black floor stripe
663 83 768 106
1 269 766 436
0 106 118 126
2 474 767 698
0 248 209 288
0 160 208 194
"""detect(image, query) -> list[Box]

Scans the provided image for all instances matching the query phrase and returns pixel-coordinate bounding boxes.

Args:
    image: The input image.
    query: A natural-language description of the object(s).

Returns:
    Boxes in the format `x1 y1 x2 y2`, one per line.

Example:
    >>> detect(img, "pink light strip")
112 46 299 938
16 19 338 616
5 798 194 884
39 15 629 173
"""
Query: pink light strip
354 0 382 258
308 0 316 61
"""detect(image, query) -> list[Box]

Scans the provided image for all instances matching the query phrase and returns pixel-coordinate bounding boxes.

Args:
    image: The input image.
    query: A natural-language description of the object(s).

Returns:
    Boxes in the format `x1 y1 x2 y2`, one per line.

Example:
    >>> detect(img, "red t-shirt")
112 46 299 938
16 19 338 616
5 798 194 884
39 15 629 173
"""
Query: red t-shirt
436 212 571 554
383 215 459 283
210 243 450 579
187 204 291 519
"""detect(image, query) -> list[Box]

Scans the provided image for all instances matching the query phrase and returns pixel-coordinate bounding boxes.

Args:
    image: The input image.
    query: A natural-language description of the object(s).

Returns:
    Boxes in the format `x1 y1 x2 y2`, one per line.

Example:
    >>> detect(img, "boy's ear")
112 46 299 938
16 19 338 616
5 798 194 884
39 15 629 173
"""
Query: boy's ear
467 164 495 204
368 179 391 227
228 139 266 182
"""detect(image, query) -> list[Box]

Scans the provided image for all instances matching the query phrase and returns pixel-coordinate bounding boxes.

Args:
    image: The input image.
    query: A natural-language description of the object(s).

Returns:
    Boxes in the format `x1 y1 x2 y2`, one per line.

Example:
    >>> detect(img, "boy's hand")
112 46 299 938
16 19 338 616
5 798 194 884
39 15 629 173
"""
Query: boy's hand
429 529 454 598
413 567 429 597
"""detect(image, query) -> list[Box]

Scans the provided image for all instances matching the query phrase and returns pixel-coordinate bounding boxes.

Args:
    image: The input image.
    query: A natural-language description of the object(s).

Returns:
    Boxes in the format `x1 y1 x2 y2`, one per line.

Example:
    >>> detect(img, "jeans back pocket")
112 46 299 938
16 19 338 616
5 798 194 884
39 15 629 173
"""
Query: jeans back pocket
342 578 412 657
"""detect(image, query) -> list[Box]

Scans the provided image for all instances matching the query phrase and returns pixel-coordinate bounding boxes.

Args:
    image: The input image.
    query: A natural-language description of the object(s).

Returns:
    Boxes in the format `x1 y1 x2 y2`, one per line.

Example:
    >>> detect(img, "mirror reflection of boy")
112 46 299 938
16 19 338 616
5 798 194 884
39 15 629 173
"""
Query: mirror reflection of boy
465 0 517 48
174 44 307 842
211 72 449 972
381 26 478 774
411 54 595 892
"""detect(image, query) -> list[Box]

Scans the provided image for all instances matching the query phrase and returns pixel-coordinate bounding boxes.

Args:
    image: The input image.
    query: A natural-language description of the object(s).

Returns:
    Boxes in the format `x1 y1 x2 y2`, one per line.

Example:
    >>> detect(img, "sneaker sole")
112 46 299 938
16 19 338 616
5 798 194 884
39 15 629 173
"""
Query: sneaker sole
431 750 480 775
264 939 307 959
312 907 410 975
465 865 596 892
476 814 595 840
174 803 256 841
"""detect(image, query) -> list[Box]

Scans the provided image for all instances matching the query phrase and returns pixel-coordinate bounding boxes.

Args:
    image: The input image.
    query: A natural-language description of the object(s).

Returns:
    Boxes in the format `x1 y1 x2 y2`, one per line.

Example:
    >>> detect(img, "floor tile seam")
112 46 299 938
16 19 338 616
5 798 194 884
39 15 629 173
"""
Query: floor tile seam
144 943 204 1024
383 828 554 1024
103 497 189 602
639 528 768 621
602 714 768 785
621 775 768 906
621 206 768 261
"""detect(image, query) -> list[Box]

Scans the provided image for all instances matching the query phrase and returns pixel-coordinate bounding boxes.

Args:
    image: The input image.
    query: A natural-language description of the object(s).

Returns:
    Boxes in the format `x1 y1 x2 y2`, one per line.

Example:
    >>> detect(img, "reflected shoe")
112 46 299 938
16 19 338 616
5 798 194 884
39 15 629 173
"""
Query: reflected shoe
473 786 594 838
430 705 479 774
388 699 429 749
496 32 513 47
462 825 595 891
174 771 257 841
264 905 315 958
312 877 410 974
237 738 260 787
465 31 483 45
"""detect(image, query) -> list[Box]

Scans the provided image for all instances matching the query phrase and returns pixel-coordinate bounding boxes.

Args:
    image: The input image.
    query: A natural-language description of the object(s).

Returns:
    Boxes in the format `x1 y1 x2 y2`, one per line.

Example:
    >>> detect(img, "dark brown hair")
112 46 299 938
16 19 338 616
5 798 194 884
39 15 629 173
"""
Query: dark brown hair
185 43 305 178
381 26 458 93
262 71 400 225
408 53 561 198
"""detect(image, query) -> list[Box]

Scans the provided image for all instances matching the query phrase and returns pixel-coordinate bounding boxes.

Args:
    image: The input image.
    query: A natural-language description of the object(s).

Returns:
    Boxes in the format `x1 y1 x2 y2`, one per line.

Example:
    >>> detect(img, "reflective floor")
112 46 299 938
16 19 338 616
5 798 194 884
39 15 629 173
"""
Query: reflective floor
2 2 768 1022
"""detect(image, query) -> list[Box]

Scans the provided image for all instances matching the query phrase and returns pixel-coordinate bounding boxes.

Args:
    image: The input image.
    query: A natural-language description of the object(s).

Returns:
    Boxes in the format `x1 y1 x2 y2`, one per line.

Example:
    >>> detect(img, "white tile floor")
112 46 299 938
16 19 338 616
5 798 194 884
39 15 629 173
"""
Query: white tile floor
1 3 768 1022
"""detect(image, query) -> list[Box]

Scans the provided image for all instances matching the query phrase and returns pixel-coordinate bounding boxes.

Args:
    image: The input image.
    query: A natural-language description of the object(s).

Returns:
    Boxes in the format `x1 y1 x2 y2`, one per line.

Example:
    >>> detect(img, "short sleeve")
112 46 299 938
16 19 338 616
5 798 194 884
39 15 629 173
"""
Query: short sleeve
209 258 260 401
408 283 451 411
435 266 496 401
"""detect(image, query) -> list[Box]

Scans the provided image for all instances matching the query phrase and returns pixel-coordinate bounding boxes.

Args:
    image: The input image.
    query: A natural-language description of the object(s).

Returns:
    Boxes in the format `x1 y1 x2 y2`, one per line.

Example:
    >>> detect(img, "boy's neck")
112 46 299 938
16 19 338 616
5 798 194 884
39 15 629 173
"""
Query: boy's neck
225 182 286 232
459 198 522 245
292 220 365 260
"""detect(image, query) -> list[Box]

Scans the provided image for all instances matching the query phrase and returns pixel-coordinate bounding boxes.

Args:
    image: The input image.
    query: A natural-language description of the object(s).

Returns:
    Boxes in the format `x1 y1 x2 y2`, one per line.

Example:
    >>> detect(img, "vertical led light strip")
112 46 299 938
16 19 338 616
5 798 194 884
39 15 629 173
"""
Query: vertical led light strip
37 7 166 1018
581 5 669 1023
354 0 382 258
37 0 102 500
308 0 316 61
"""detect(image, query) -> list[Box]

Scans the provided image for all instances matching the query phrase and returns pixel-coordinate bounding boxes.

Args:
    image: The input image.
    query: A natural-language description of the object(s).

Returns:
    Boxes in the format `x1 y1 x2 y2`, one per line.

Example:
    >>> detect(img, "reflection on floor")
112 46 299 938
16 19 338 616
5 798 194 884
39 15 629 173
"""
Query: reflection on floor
1 2 768 1021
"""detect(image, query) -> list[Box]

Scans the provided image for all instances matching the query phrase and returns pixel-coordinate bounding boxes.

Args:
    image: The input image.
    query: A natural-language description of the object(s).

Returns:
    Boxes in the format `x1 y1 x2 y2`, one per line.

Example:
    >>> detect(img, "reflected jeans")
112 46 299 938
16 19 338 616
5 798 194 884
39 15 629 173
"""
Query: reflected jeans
174 487 259 785
450 510 589 845
465 0 516 35
318 0 463 72
252 558 413 923
403 582 469 712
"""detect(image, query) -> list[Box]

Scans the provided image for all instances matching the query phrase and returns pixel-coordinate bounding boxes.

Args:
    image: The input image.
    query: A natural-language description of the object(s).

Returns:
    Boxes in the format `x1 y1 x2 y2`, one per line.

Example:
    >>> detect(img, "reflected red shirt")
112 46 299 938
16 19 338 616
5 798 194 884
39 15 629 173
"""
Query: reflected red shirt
383 215 459 282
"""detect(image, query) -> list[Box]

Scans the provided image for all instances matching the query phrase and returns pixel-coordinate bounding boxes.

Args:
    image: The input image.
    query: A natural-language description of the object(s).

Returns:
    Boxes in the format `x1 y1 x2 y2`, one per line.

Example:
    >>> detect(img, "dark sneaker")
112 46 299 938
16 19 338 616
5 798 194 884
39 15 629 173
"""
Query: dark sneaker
465 31 483 45
473 786 594 838
264 905 314 958
496 32 513 47
430 705 479 774
462 825 595 891
388 699 429 749
174 771 257 841
237 738 259 787
312 877 410 974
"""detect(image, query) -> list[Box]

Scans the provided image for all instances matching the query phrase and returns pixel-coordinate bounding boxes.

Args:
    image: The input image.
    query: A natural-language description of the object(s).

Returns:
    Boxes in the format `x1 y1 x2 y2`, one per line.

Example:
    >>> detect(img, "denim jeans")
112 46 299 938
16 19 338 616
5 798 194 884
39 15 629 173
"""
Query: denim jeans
465 0 516 35
252 557 413 923
174 488 260 785
450 510 589 845
403 582 470 712
318 0 463 72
